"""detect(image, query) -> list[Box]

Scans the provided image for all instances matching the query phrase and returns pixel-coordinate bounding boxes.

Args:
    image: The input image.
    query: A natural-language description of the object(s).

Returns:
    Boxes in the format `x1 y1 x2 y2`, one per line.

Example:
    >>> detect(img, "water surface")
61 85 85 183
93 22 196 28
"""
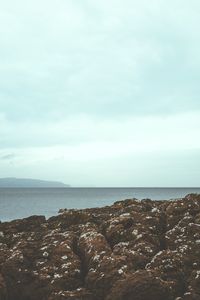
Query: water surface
0 187 200 221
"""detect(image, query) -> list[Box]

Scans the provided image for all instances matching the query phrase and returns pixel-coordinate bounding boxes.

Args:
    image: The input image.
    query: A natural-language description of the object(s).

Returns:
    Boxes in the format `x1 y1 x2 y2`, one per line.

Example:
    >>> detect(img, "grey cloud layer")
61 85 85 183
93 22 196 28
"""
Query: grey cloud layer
0 0 200 121
0 0 200 185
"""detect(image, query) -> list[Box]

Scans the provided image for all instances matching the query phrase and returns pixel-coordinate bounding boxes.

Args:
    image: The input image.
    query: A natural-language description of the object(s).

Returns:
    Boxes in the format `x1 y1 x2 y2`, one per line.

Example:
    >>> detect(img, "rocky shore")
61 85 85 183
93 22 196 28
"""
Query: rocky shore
1 194 200 300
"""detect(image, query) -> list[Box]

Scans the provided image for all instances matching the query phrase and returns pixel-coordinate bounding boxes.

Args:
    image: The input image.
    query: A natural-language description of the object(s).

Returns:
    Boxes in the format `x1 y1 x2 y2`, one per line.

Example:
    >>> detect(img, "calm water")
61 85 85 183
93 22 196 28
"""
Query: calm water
0 187 200 222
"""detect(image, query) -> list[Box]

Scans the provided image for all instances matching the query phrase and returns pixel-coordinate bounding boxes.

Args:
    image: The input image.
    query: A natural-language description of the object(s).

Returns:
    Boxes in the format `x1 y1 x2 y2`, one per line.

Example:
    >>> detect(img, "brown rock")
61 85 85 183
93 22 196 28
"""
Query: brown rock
106 270 173 300
0 193 200 300
0 273 7 300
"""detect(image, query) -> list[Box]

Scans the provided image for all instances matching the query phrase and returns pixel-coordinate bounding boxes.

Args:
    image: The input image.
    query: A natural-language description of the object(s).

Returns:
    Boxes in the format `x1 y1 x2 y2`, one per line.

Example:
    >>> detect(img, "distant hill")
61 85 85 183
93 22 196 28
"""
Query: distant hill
0 178 70 188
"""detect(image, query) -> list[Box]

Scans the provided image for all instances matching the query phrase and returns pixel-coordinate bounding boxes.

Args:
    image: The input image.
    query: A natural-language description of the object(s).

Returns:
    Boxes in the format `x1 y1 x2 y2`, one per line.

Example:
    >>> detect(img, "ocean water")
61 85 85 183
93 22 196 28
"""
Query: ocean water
0 187 200 222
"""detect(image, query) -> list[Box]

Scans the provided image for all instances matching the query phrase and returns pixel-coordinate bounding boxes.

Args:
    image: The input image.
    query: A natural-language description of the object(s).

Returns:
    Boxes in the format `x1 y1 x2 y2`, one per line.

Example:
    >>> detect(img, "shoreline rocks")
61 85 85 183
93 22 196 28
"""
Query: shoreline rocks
1 194 200 299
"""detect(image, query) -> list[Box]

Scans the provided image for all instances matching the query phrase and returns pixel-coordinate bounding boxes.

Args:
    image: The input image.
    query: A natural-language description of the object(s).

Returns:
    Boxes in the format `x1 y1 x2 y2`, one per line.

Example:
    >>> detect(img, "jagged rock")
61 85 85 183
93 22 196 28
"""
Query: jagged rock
1 215 46 234
0 194 200 300
106 270 173 300
166 194 200 230
146 249 186 297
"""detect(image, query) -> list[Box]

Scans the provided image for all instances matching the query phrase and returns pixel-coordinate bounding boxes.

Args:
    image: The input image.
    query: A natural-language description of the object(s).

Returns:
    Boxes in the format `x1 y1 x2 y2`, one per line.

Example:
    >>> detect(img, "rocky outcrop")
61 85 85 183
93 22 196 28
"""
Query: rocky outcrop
0 194 200 300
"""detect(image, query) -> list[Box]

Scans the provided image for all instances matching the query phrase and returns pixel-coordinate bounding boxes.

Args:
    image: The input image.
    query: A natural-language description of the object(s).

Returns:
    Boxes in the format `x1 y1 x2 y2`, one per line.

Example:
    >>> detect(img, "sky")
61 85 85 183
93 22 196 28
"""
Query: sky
0 0 200 187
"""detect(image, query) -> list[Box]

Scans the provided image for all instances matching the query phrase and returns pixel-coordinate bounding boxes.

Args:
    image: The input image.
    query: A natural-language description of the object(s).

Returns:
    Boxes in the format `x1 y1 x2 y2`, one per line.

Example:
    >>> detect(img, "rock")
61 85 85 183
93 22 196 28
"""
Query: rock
146 250 186 297
0 194 200 300
106 270 173 300
0 273 7 300
48 287 94 300
166 194 200 230
1 215 46 234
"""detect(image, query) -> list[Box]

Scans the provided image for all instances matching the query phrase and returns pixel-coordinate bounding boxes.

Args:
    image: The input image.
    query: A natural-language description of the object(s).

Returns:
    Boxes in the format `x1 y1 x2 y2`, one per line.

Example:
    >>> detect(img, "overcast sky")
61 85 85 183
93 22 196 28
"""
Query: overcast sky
0 0 200 186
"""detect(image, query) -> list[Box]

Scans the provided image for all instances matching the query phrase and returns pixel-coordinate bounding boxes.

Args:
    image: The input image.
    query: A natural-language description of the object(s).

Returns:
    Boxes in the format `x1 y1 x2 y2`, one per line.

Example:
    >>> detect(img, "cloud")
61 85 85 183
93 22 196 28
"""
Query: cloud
0 0 200 122
0 145 200 187
0 153 16 160
0 110 199 148
0 0 200 185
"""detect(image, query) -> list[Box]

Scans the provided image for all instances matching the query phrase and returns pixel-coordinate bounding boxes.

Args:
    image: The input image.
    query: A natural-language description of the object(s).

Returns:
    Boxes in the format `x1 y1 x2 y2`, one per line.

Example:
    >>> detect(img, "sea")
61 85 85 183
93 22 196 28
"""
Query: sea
0 187 200 222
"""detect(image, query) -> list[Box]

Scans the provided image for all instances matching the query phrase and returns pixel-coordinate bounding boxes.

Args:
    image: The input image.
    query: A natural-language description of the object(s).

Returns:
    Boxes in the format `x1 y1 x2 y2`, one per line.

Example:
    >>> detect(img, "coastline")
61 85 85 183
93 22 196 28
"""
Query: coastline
0 194 200 299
